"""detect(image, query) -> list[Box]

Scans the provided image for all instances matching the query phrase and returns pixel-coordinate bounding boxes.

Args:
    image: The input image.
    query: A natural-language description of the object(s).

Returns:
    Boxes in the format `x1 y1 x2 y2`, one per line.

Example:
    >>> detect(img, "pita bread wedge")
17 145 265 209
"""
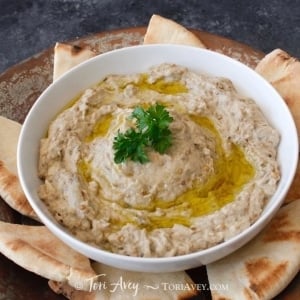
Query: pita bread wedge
144 14 206 48
255 49 300 138
0 220 96 291
49 261 198 300
0 116 38 220
206 199 300 300
53 42 96 81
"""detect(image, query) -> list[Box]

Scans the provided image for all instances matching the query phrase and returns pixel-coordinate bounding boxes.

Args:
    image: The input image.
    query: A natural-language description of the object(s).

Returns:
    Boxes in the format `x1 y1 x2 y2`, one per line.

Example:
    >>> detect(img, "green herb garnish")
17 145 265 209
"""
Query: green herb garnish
113 103 173 164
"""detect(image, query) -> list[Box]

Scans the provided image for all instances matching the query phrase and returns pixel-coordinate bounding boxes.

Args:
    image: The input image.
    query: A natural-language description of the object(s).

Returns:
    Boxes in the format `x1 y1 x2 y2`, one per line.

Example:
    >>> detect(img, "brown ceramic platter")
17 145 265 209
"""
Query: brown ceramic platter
0 27 299 299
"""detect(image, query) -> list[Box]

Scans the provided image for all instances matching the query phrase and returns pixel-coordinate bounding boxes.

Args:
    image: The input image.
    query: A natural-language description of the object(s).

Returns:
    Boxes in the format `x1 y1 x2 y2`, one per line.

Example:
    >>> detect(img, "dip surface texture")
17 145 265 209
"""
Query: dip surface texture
38 63 280 257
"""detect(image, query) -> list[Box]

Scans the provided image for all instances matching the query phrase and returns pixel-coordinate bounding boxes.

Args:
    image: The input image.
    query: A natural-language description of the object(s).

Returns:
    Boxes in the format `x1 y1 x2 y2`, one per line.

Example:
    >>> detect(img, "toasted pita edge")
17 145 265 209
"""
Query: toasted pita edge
0 116 38 220
144 14 206 48
49 281 78 299
53 42 96 81
0 161 38 220
206 199 300 300
255 48 300 138
0 221 96 291
0 161 40 222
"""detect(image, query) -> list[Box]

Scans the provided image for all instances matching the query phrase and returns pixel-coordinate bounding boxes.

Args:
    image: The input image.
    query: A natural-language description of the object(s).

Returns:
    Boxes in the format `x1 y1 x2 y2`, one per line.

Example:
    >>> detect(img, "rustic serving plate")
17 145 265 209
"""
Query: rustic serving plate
0 27 299 299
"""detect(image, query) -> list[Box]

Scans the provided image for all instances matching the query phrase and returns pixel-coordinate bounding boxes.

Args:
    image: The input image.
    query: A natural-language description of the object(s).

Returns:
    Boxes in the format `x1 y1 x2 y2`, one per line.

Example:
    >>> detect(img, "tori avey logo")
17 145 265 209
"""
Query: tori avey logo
74 273 229 297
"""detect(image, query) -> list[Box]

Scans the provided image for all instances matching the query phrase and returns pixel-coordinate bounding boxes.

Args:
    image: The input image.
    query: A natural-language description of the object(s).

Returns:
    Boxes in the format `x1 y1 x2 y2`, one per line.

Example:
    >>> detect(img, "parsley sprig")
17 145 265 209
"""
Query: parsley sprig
113 103 173 164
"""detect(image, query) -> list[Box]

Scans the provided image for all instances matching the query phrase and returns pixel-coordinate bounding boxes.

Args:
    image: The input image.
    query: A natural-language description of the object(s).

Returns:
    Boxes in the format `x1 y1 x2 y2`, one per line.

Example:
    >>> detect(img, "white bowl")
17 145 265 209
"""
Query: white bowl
17 45 299 272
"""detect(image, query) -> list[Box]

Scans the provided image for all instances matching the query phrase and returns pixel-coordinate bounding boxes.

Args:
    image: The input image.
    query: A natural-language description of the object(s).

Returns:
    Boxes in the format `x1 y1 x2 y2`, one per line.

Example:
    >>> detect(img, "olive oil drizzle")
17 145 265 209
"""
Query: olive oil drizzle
85 114 113 142
78 115 255 232
75 75 255 231
135 116 255 231
120 74 188 95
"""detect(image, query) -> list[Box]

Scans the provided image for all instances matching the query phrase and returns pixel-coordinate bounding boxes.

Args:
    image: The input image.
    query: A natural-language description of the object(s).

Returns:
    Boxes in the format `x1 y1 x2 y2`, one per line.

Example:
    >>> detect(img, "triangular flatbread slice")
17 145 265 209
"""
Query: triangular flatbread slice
53 42 96 81
144 14 206 48
255 49 300 138
49 261 198 299
0 116 38 220
206 199 300 300
0 220 96 291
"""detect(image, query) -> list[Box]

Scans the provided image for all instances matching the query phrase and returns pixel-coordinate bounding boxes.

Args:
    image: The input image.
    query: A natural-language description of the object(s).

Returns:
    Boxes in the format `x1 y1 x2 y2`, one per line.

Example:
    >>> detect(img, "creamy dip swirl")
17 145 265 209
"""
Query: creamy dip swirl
38 63 280 257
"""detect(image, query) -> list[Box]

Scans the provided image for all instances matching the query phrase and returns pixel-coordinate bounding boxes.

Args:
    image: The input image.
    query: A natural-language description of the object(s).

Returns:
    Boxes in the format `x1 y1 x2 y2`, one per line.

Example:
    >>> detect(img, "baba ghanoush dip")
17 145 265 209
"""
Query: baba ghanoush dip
38 63 280 257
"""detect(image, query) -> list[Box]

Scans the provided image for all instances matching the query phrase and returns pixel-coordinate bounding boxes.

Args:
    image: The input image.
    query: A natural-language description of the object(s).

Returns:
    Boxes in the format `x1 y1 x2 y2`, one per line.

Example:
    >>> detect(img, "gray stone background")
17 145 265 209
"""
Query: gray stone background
0 0 299 73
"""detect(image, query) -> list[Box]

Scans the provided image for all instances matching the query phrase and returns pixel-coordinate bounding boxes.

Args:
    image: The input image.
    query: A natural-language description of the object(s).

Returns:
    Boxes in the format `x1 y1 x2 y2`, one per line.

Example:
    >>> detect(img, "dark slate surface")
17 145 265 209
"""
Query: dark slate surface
0 0 299 73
